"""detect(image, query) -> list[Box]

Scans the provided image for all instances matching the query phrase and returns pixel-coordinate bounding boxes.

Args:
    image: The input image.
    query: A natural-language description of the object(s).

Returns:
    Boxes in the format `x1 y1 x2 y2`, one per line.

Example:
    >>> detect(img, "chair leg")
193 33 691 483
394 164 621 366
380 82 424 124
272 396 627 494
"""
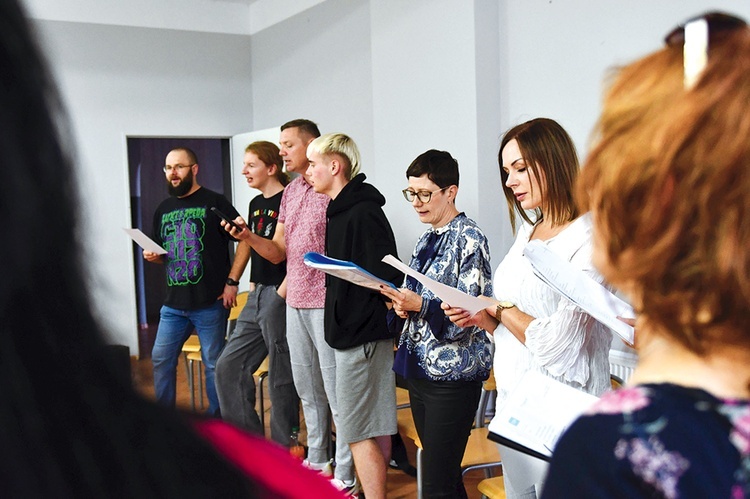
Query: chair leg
258 372 267 434
186 358 196 411
197 360 204 410
416 447 423 499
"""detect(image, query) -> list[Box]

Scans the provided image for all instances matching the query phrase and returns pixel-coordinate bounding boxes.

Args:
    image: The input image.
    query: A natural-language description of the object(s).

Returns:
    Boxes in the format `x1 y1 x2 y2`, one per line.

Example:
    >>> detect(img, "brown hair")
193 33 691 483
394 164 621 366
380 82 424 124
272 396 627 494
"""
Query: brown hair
245 141 289 186
499 118 579 233
579 24 750 354
280 119 321 140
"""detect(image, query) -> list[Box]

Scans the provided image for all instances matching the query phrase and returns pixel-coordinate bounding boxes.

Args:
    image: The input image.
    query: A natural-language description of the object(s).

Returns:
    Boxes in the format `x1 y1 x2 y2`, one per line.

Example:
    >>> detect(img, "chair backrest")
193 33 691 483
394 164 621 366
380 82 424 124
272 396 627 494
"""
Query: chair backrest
475 368 496 428
226 291 249 338
229 291 249 321
610 373 624 390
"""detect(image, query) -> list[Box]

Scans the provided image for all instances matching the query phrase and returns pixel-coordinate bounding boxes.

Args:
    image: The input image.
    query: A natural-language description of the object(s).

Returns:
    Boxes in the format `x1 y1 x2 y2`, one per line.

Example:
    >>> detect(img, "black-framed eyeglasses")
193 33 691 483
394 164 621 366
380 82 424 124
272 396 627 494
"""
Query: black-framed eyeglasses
163 163 194 173
664 11 747 88
402 187 449 203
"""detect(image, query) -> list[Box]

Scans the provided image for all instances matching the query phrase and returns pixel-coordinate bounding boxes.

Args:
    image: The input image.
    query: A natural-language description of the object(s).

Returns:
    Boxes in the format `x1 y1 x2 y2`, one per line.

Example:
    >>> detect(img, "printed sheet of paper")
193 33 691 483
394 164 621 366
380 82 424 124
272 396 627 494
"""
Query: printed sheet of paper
523 240 635 346
303 252 397 291
488 370 598 460
381 254 488 316
123 228 167 255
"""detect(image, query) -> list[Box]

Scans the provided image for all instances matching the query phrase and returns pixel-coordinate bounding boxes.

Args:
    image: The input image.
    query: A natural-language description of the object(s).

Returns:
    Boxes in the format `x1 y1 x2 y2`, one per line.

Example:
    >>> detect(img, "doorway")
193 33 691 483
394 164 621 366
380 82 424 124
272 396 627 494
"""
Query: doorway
127 137 232 358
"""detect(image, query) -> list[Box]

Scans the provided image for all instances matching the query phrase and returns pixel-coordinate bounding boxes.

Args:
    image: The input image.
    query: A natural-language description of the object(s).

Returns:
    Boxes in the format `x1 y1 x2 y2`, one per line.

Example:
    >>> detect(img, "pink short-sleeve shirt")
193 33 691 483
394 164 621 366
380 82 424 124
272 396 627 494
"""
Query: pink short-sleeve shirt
279 176 330 308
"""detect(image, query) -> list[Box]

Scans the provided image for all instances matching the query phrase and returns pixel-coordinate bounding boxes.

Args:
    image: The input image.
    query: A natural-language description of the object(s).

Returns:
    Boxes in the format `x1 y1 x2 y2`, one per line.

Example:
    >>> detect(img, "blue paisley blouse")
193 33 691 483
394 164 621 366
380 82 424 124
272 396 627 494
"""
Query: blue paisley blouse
543 383 750 498
391 213 493 382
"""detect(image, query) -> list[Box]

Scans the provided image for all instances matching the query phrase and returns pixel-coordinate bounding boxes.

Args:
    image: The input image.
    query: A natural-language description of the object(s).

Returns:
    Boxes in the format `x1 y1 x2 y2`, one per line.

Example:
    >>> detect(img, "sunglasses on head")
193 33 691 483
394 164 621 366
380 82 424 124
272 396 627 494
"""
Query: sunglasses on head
664 11 747 88
664 11 746 46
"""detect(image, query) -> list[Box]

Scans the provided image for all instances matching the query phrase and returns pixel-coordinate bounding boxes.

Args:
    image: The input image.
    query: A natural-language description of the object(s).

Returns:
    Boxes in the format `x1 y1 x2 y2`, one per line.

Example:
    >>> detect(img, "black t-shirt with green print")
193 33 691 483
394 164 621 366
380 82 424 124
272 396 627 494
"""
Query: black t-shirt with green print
152 187 240 310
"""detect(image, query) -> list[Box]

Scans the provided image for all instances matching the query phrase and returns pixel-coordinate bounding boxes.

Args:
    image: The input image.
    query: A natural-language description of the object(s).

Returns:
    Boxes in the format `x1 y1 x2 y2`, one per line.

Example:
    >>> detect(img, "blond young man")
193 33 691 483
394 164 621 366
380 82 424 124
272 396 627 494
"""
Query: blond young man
306 133 402 499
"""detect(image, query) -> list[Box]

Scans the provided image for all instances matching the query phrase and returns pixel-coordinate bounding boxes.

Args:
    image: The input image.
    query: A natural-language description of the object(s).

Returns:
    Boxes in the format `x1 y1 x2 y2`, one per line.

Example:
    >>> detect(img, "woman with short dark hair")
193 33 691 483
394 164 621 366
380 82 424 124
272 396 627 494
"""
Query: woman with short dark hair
381 149 493 498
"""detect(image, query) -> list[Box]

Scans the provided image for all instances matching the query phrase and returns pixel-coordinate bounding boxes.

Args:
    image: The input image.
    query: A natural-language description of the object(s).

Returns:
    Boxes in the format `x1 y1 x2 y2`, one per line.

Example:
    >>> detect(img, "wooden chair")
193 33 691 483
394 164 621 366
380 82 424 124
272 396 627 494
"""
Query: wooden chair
477 476 506 499
182 335 203 410
475 369 497 427
182 291 250 411
254 356 270 431
610 373 624 390
186 343 267 418
226 291 249 339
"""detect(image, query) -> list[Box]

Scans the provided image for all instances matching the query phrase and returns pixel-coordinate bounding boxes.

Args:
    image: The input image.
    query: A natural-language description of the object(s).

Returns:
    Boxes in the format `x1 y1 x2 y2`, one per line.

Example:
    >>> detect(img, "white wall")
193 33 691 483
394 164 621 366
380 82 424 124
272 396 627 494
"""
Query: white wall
23 0 253 34
499 0 750 156
370 0 507 263
32 20 254 356
249 0 374 168
21 0 750 356
249 0 507 265
23 0 330 35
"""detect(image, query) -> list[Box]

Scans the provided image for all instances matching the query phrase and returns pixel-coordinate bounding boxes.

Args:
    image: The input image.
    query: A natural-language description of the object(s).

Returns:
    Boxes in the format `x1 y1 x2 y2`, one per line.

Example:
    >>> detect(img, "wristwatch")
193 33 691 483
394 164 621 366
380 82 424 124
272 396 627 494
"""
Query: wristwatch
495 301 515 322
226 277 240 286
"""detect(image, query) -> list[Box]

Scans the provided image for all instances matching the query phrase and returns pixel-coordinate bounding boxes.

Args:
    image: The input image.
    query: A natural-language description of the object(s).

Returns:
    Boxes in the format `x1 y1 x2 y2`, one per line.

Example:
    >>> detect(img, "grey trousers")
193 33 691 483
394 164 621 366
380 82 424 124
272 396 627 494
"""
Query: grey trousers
215 284 300 445
287 307 354 482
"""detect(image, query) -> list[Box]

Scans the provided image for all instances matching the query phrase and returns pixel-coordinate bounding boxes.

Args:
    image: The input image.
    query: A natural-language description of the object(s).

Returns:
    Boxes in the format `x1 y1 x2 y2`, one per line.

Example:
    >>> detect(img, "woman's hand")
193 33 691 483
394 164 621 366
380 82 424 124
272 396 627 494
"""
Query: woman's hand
380 286 422 319
442 302 499 332
617 316 636 328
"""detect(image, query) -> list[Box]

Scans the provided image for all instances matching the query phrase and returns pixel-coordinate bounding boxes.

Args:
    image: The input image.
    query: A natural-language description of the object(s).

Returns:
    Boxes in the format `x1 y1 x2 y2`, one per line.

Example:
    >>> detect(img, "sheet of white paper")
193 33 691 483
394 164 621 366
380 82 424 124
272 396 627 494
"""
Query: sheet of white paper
523 240 635 346
381 254 488 316
303 252 397 291
123 228 167 255
488 370 598 459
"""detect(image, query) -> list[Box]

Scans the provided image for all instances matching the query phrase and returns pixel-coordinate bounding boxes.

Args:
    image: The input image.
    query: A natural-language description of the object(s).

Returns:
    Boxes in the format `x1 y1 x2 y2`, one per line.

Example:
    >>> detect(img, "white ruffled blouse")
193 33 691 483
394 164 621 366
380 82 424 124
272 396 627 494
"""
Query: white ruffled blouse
491 214 612 413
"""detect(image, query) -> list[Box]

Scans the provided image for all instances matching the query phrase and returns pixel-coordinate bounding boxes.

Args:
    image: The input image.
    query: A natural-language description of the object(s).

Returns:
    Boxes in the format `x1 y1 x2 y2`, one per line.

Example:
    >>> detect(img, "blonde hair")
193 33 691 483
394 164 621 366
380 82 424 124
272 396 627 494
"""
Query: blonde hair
579 23 750 354
307 133 361 180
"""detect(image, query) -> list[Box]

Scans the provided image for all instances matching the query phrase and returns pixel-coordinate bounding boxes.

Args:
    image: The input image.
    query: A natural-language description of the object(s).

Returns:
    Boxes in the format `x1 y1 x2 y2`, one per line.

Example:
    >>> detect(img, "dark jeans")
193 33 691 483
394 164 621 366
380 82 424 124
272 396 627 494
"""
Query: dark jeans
408 377 483 499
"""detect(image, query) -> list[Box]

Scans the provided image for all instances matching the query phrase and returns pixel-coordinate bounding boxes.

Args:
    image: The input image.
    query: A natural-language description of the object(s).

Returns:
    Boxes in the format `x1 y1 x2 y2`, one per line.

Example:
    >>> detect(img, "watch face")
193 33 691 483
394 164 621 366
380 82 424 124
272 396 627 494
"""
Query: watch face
498 301 514 308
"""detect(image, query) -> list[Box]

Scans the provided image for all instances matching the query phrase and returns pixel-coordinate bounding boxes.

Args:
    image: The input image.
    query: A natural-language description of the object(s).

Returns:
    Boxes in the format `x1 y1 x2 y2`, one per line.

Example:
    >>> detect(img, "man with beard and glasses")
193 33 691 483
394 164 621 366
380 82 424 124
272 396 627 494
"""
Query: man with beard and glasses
143 146 242 417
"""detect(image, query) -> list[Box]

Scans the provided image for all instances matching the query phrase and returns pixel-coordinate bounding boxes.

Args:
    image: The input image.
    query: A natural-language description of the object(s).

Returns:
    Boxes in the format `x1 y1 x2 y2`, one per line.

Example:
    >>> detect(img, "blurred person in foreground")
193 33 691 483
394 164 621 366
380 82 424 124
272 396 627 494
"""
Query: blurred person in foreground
542 11 750 499
0 1 342 496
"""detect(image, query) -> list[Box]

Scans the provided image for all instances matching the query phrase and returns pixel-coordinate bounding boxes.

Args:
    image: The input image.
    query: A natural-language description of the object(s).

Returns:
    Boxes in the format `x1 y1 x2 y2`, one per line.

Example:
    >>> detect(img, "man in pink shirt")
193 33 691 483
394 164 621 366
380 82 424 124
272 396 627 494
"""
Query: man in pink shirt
228 120 357 495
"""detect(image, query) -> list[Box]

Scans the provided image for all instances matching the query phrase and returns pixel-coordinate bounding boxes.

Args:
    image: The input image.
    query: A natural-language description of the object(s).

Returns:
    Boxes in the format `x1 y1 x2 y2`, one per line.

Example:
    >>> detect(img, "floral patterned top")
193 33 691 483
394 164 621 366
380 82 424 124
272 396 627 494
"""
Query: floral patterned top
391 213 493 381
542 383 750 498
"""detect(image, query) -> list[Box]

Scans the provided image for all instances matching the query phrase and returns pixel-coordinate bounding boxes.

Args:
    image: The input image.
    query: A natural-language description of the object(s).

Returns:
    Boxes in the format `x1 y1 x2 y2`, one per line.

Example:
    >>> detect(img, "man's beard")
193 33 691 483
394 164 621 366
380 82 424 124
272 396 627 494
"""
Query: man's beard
167 170 194 197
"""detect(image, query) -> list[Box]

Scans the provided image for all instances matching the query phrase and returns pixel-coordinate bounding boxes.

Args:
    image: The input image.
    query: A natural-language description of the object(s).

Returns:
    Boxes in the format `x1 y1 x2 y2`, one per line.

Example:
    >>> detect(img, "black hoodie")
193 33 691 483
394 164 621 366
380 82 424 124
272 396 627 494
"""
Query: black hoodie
324 173 403 349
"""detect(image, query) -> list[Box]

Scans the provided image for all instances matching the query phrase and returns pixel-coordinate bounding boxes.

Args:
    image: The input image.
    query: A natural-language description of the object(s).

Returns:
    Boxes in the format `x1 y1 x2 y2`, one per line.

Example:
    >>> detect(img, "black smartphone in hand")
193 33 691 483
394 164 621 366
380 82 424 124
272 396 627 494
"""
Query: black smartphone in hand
210 207 244 232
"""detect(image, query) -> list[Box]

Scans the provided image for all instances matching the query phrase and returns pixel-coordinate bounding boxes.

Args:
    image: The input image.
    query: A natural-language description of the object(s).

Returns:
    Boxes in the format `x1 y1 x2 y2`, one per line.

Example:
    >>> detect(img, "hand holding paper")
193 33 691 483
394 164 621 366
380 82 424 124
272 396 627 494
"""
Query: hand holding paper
381 254 488 316
124 228 167 255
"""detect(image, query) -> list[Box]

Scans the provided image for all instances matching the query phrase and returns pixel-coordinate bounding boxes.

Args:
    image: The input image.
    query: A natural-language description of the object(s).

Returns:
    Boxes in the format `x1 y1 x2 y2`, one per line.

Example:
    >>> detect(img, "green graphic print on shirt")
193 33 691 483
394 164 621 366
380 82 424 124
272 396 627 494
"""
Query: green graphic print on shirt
161 206 206 286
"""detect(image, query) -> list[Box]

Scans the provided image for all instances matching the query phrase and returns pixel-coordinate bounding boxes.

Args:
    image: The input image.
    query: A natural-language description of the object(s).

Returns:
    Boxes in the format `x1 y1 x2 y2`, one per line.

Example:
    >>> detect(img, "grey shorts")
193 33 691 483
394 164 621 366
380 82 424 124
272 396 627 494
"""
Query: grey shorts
334 339 397 444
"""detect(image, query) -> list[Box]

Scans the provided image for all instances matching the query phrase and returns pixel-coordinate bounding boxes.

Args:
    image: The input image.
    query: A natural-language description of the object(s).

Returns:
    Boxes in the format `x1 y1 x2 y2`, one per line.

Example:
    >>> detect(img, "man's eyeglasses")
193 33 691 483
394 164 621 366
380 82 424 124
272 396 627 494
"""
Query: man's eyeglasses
163 164 194 173
402 187 448 203
664 11 747 88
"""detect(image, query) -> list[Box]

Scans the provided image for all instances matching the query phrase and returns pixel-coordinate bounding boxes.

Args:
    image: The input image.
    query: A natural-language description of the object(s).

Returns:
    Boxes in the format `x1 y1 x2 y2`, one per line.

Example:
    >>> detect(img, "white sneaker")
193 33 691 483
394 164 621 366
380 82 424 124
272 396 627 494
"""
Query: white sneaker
330 476 361 497
302 458 333 477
